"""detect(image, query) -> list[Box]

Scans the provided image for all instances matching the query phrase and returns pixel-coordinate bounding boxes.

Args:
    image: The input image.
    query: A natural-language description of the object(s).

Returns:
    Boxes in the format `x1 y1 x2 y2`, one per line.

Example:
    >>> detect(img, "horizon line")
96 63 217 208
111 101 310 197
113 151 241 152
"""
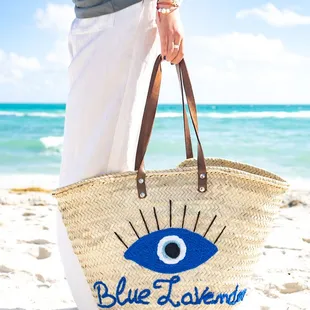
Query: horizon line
1 102 310 105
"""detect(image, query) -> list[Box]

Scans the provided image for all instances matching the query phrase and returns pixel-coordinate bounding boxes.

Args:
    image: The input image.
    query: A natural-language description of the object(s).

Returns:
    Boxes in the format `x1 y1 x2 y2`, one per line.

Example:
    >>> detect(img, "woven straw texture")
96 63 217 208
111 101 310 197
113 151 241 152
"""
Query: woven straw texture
54 158 288 309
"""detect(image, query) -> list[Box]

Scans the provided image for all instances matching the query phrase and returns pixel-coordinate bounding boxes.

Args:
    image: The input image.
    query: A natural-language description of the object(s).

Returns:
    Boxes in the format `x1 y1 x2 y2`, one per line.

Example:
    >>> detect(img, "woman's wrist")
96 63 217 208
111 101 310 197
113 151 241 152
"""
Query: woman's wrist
156 0 184 64
156 0 182 15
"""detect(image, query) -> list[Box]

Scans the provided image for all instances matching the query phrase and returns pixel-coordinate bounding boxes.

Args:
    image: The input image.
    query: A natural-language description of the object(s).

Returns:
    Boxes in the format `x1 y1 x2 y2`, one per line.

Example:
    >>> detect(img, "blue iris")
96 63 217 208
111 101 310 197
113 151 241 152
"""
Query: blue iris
124 228 218 274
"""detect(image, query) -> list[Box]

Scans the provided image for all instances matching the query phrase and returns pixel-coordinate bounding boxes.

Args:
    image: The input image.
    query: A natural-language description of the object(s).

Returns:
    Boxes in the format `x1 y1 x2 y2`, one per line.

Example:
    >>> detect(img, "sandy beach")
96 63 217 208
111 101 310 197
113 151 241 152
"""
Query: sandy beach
0 185 309 310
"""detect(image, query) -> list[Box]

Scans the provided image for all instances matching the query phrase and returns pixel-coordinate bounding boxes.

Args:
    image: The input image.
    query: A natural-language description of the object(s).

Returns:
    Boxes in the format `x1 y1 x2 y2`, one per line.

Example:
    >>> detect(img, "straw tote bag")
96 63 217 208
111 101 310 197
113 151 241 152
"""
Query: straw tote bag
53 55 289 309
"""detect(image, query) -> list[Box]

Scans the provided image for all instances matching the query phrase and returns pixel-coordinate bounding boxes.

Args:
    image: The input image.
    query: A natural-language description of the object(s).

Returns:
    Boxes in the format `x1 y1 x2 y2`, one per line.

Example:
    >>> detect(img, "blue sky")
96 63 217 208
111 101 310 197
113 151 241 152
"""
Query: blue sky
1 0 310 103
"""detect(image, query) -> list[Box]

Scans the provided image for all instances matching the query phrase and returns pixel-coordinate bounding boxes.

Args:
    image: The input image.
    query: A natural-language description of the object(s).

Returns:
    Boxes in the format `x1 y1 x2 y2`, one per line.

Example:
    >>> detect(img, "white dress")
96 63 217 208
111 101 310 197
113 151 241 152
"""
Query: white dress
57 1 160 309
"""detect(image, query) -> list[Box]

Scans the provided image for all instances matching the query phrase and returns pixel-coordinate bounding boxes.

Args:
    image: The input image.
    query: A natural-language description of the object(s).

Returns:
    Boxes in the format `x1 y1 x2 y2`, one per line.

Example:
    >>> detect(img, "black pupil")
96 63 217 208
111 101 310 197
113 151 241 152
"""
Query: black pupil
165 242 180 259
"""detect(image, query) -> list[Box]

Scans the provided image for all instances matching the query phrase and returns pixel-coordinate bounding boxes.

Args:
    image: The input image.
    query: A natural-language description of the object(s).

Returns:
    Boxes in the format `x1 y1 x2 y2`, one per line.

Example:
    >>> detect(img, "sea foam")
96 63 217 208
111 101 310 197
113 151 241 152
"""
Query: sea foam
2 110 310 119
40 136 64 149
156 111 310 119
0 111 65 118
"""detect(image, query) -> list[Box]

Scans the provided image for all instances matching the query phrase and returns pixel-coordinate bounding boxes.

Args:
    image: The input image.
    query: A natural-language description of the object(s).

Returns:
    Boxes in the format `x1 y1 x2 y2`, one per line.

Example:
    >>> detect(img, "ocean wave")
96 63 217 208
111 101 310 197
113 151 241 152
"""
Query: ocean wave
156 111 310 119
0 111 25 117
28 112 65 118
0 111 65 118
205 111 310 119
40 136 64 149
2 110 310 119
156 112 183 118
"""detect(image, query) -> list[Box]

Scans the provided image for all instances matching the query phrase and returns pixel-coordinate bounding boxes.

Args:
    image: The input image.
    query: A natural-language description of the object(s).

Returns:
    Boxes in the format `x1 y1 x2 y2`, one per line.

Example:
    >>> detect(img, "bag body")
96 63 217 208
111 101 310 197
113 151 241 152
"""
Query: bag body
54 56 288 309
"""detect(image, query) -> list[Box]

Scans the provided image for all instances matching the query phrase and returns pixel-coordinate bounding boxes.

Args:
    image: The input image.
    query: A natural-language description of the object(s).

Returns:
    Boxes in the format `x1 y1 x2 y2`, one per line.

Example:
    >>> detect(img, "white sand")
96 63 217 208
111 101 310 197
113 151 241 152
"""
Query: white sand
0 188 309 310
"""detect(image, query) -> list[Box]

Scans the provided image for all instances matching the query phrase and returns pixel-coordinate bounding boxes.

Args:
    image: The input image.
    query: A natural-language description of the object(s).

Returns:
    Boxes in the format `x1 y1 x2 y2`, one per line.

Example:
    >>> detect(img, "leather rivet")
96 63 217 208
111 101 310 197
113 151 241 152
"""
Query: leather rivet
199 187 205 193
200 173 206 179
139 192 146 198
138 178 144 184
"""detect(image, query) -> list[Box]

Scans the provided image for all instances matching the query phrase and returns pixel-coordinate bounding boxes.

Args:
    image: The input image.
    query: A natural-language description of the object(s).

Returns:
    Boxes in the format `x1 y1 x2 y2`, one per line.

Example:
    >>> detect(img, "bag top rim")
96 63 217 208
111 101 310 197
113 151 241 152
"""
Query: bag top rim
53 157 289 196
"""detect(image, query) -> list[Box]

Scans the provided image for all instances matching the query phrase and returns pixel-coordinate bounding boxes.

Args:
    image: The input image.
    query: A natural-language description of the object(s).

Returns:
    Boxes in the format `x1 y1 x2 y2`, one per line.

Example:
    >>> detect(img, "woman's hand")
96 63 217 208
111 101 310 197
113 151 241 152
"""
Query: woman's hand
156 9 184 64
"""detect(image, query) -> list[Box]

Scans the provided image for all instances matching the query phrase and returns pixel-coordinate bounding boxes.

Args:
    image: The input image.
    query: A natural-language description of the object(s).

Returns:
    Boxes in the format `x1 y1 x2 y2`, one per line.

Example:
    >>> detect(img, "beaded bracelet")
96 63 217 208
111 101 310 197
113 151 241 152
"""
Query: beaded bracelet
156 0 182 14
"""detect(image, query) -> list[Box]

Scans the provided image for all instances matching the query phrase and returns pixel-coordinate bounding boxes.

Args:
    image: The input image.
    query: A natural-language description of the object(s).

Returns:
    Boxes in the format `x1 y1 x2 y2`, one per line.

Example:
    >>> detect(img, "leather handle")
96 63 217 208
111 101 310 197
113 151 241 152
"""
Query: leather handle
135 55 162 172
135 56 207 198
176 65 194 159
178 60 207 191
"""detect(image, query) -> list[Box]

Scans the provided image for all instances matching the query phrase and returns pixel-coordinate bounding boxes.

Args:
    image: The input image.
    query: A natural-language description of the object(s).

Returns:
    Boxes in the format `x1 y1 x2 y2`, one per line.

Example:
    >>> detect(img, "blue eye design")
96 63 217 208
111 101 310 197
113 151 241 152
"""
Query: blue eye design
124 227 217 274
114 201 226 274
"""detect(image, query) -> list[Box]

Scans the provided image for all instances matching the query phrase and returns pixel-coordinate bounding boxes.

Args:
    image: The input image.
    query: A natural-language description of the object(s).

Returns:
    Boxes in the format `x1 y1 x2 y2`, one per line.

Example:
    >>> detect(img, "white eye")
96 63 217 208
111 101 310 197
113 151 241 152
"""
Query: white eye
157 235 187 265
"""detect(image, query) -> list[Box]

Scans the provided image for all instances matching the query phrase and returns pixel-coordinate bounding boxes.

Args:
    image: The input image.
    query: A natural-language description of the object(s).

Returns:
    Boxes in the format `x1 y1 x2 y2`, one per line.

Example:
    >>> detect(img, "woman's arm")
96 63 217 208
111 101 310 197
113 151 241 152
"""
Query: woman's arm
156 0 184 64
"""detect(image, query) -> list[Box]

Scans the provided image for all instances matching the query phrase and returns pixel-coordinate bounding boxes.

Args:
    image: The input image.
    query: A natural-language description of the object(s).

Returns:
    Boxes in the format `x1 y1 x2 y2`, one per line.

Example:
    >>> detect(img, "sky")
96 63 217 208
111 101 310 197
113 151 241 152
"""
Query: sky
0 0 310 103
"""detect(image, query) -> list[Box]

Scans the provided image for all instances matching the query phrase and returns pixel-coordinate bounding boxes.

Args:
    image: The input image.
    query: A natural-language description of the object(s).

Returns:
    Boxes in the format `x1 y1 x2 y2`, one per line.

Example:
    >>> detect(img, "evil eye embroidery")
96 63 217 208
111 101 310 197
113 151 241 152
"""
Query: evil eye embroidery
115 201 226 274
124 228 218 274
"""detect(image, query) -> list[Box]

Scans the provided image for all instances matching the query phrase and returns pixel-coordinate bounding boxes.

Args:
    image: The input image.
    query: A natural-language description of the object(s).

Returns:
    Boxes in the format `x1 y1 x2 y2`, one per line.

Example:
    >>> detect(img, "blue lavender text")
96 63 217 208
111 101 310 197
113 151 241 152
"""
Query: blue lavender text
93 276 247 308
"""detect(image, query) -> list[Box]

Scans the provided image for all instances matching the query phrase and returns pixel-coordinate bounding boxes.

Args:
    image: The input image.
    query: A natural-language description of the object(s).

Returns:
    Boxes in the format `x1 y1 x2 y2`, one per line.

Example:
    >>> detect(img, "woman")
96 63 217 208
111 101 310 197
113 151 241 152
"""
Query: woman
57 0 184 309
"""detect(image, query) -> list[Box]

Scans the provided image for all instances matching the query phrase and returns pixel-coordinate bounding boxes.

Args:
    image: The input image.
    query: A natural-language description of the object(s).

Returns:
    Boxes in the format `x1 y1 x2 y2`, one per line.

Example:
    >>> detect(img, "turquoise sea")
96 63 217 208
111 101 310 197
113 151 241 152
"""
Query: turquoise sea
0 103 309 188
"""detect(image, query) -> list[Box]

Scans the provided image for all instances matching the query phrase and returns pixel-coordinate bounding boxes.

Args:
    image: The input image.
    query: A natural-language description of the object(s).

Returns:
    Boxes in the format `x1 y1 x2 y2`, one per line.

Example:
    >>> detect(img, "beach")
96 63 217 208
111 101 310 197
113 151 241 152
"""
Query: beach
0 184 309 310
0 103 310 309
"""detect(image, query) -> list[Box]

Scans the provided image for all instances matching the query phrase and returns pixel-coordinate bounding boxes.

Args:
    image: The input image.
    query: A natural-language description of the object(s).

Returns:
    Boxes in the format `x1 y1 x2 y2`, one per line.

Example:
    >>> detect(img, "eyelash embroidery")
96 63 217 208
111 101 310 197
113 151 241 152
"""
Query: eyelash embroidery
140 209 150 234
129 221 140 239
182 204 186 228
154 207 160 231
114 200 226 249
114 200 226 274
193 211 201 233
114 232 128 249
169 200 172 228
214 226 227 245
203 215 217 237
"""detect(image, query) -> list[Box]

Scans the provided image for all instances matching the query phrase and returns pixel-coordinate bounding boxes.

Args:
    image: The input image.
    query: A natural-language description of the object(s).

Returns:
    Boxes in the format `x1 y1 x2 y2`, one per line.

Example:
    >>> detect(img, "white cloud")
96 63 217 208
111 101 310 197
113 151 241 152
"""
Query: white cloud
10 53 41 71
236 3 310 27
0 50 41 83
191 32 307 65
35 3 74 33
11 69 23 80
0 3 74 101
160 32 310 104
35 3 74 67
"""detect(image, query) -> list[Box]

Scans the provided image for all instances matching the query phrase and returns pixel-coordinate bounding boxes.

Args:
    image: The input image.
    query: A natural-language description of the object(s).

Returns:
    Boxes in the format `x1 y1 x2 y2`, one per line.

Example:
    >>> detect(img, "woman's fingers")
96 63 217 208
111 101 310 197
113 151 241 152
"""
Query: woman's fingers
171 39 184 64
166 37 175 62
169 33 182 63
160 34 168 59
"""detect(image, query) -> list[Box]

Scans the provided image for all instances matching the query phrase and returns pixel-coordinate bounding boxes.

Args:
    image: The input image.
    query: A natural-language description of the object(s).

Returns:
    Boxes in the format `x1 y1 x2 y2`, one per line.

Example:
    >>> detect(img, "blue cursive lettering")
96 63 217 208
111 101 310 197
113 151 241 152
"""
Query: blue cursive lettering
95 277 150 308
153 276 181 307
94 281 116 309
94 277 247 308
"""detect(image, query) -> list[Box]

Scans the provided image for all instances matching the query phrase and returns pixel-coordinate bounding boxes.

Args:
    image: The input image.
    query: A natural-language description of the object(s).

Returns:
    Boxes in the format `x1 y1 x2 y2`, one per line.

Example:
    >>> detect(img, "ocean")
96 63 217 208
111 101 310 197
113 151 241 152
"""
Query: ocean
0 103 309 189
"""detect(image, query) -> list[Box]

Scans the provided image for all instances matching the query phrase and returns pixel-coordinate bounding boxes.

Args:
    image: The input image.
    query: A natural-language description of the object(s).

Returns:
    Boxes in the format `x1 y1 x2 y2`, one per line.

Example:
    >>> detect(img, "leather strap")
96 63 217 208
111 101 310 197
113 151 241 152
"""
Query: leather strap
176 65 193 159
135 56 207 198
135 55 162 197
178 60 207 191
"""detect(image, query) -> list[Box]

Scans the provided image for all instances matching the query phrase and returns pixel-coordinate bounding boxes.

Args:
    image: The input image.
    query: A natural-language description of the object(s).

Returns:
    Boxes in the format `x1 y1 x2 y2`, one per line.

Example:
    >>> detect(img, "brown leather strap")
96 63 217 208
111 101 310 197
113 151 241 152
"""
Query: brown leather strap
135 56 207 198
135 55 162 171
176 65 193 159
178 60 207 191
134 55 162 197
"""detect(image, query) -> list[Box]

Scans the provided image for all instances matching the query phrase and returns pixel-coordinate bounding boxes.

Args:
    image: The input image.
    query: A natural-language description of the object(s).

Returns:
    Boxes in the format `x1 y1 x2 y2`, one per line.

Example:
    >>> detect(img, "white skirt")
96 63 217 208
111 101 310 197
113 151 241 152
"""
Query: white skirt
57 1 160 309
